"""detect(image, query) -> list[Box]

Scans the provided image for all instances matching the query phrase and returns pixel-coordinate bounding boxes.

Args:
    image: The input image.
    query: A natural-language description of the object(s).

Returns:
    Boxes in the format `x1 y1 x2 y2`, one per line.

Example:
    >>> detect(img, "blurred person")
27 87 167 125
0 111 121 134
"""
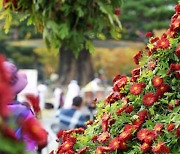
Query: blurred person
37 81 48 110
3 61 48 153
53 87 64 109
63 80 80 109
56 96 86 130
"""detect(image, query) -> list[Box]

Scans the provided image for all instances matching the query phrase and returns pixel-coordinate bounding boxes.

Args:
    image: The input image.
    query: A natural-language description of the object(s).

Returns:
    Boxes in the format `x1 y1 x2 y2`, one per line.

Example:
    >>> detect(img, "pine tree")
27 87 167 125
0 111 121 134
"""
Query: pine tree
53 3 180 154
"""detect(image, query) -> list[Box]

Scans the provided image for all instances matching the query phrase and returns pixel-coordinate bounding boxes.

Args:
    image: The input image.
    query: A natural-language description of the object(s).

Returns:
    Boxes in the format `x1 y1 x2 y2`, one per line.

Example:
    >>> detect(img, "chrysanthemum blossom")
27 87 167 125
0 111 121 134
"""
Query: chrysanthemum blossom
130 83 143 95
152 76 163 87
142 92 156 106
140 142 150 153
113 76 127 92
156 38 170 49
109 137 120 150
146 32 153 38
137 128 149 141
133 50 142 65
97 132 110 143
175 44 180 58
154 123 163 133
167 123 175 132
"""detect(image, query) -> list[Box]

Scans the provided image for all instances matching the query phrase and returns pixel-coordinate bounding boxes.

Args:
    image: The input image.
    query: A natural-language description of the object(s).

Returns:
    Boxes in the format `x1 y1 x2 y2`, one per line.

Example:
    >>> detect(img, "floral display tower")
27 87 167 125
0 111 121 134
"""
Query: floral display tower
52 4 180 154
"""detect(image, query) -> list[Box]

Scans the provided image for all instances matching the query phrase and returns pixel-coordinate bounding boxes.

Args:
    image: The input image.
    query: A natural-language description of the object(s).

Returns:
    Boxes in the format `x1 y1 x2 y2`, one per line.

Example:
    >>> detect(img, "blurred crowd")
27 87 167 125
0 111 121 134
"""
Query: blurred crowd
11 64 112 154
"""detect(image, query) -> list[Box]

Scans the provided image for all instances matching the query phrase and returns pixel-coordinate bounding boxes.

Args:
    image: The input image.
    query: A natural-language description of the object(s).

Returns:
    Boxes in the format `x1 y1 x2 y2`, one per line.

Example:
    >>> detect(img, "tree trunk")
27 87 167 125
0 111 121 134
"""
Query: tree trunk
58 46 94 86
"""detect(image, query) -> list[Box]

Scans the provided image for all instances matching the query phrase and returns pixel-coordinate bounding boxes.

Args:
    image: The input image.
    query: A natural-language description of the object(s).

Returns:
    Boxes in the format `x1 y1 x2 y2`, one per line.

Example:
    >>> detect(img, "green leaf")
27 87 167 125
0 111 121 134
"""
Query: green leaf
85 40 95 54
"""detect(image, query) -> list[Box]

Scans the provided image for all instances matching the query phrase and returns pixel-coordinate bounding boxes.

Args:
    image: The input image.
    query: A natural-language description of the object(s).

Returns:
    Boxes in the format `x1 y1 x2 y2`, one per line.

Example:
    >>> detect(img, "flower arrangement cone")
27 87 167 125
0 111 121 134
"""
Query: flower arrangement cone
52 4 180 154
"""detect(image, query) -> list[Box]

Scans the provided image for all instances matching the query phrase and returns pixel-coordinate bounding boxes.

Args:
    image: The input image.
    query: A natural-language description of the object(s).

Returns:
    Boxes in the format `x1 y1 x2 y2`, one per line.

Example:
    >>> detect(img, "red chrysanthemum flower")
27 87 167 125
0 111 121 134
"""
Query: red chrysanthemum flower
175 44 180 58
171 19 180 31
115 8 121 17
168 104 174 110
175 72 180 78
119 130 132 141
123 124 134 133
102 113 111 122
167 123 175 132
21 117 48 148
152 76 163 88
130 83 143 95
116 104 127 115
92 135 98 142
61 141 74 152
131 68 141 82
26 93 40 116
152 142 170 154
109 119 116 126
109 137 120 150
175 100 180 106
146 32 153 38
57 130 64 139
125 105 134 114
0 124 17 140
148 60 157 70
167 63 180 74
96 146 105 154
102 121 108 132
156 38 170 49
97 132 110 143
140 142 150 153
144 131 156 144
176 125 180 136
133 50 142 65
167 28 177 38
175 4 180 13
157 83 170 94
85 120 93 126
138 110 148 121
105 92 123 104
154 123 163 133
132 118 144 128
112 74 126 83
150 36 159 43
77 146 89 154
119 141 127 150
137 128 149 141
142 92 156 106
113 76 128 92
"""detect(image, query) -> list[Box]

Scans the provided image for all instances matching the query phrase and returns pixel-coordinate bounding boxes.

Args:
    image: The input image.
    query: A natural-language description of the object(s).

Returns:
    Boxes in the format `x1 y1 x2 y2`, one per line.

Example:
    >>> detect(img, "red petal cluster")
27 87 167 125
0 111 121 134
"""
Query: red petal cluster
156 38 170 49
105 92 123 104
21 117 48 148
130 83 145 95
133 50 142 65
152 142 170 154
97 132 110 143
152 76 163 87
115 8 121 17
142 92 156 106
113 76 127 92
175 44 180 58
131 67 141 82
26 93 40 116
146 32 153 38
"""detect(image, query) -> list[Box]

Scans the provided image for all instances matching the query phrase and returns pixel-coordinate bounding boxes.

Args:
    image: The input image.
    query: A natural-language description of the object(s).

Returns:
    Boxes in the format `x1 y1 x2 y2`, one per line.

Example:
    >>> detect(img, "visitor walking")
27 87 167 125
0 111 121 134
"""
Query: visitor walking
63 80 80 109
56 96 86 130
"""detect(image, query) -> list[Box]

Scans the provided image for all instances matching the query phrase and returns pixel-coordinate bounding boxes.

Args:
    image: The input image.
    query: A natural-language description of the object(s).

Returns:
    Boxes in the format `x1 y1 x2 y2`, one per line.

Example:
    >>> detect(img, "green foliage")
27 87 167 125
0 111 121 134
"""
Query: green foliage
0 0 122 54
120 0 177 40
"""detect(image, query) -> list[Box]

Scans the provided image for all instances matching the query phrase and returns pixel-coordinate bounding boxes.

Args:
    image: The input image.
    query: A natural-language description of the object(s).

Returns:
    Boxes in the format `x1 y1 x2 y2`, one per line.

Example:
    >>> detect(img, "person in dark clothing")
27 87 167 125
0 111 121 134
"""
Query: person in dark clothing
56 96 86 129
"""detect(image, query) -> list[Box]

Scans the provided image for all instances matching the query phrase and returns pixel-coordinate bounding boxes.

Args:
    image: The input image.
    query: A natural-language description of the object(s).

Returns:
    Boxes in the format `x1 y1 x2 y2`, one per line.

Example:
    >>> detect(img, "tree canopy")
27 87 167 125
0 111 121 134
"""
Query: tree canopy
0 0 122 55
